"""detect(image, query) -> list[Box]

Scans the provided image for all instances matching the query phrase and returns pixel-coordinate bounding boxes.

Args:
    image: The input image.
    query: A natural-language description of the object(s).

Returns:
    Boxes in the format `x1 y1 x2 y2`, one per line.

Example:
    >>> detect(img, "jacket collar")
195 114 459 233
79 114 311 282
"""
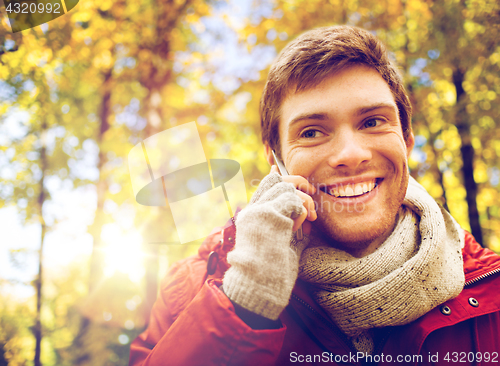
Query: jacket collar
462 230 500 284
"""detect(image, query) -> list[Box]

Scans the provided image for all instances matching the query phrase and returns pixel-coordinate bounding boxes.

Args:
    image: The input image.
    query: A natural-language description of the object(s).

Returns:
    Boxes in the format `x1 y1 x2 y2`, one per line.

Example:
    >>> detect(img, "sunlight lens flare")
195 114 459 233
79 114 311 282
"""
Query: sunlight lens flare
101 224 145 283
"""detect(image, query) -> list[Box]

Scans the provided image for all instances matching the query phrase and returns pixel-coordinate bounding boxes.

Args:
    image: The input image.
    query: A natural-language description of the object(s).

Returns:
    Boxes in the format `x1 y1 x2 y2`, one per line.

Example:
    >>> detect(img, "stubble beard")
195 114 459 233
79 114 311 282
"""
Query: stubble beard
312 167 410 253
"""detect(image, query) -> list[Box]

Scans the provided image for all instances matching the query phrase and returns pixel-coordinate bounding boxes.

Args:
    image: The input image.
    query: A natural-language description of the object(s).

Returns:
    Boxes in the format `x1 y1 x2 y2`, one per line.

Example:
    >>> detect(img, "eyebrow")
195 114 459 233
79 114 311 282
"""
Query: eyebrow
288 113 329 128
356 102 397 116
287 102 397 128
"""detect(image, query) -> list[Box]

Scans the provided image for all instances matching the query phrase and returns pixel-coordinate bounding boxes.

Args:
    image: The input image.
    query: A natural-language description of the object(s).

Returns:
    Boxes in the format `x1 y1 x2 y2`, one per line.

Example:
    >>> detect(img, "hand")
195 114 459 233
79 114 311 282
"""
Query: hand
222 167 316 320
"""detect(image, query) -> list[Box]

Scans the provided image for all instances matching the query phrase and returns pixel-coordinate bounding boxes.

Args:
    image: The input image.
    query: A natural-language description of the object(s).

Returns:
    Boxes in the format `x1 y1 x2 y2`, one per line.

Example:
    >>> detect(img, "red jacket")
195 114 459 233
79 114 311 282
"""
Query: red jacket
129 224 500 366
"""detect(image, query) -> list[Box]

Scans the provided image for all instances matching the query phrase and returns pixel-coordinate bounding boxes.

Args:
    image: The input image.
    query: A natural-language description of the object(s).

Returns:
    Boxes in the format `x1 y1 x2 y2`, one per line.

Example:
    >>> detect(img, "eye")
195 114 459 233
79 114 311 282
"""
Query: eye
301 129 323 138
363 118 385 129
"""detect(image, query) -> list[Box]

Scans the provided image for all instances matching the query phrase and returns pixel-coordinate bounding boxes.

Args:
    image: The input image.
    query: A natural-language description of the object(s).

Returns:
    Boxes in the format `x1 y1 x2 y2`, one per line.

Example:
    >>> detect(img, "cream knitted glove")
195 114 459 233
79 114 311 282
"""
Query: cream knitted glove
222 172 310 320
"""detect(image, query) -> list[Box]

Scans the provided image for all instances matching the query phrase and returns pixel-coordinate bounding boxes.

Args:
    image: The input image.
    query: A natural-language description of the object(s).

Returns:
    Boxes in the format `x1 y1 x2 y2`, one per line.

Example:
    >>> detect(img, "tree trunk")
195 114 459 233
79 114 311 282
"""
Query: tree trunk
428 131 450 212
140 89 164 326
0 344 8 366
135 0 195 325
88 68 113 293
72 68 113 366
453 67 483 246
34 120 48 366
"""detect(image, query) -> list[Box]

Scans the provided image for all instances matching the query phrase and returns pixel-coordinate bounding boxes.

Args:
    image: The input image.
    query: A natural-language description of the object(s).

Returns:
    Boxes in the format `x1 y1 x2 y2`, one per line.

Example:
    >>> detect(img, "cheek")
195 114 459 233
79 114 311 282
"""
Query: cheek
286 149 319 176
374 136 408 169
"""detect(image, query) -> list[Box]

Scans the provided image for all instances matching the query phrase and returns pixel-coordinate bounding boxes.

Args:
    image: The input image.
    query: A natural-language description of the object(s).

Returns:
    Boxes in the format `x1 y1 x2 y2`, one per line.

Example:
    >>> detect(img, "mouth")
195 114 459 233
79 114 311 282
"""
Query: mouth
319 178 382 198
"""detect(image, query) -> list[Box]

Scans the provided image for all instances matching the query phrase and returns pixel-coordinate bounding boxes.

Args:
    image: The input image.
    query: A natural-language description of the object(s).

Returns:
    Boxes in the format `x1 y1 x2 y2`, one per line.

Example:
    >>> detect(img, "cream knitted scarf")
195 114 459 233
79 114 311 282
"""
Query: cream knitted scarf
298 177 465 353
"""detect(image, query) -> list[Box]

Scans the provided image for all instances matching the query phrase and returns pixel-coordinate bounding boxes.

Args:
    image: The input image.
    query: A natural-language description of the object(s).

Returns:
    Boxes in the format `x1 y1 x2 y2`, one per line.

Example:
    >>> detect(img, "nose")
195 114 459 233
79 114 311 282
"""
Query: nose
327 129 372 169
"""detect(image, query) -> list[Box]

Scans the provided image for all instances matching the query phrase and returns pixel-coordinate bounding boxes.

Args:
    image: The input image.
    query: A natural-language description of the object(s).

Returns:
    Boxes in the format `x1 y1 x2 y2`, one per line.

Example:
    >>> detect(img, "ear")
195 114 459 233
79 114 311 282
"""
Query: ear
406 130 415 159
264 144 274 166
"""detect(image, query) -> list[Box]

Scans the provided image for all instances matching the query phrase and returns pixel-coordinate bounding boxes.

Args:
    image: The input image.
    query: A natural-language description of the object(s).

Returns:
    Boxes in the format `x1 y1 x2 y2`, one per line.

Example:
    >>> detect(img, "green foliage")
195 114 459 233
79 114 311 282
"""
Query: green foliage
0 295 34 365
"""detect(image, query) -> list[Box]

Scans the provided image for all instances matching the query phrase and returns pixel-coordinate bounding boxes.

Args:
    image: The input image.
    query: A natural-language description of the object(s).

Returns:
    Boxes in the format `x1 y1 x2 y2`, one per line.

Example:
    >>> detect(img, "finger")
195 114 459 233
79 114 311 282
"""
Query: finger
271 165 279 174
281 175 316 195
296 190 317 221
292 207 308 232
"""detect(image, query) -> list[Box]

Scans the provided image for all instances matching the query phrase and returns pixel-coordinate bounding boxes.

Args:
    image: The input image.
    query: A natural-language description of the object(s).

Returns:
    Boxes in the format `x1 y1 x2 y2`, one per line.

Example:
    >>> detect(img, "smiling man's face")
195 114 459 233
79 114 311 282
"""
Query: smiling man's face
266 64 414 255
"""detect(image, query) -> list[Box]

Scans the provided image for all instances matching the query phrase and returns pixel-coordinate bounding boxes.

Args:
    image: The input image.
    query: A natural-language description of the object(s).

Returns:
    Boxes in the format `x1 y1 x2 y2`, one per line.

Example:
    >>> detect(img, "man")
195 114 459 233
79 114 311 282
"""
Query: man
129 25 500 365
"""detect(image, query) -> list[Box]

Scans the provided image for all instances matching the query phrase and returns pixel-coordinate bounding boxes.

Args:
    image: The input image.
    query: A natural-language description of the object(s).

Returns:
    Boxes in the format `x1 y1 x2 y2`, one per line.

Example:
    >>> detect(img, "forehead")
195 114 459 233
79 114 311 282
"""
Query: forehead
280 65 397 129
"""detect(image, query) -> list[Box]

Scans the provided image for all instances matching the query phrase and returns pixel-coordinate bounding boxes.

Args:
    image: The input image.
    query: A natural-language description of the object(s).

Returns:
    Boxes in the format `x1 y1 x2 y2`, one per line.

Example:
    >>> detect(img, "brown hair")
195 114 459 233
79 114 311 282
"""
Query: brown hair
260 25 412 160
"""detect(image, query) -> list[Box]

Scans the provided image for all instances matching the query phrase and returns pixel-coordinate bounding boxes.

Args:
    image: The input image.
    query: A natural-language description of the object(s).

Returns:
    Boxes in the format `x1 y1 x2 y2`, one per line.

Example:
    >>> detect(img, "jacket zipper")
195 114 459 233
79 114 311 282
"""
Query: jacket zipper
464 267 500 287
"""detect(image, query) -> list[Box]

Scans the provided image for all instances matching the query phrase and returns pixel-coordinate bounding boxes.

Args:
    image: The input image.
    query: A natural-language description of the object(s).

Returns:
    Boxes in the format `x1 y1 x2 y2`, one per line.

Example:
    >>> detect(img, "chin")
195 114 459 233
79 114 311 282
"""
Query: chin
315 220 382 250
312 208 398 252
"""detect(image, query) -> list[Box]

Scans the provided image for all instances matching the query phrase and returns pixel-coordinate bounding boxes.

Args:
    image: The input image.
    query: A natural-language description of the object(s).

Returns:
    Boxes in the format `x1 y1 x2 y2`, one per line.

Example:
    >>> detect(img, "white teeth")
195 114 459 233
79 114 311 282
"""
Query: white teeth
355 185 363 195
327 180 377 197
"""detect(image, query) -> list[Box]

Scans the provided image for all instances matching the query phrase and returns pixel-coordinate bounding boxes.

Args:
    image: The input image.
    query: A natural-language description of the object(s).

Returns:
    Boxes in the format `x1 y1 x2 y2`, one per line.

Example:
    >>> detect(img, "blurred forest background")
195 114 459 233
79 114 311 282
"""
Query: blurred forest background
1 0 500 365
